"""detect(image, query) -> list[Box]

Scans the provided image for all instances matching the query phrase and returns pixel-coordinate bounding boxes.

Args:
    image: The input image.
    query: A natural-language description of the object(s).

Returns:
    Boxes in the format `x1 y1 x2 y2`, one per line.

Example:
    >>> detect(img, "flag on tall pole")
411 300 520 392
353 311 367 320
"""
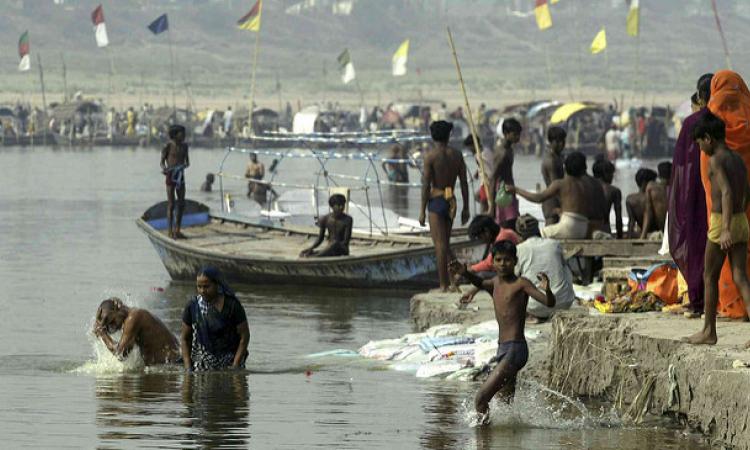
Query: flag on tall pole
18 31 30 72
237 0 262 32
148 14 169 35
91 4 109 47
534 0 552 30
626 0 640 37
337 49 356 84
590 28 607 54
392 39 409 77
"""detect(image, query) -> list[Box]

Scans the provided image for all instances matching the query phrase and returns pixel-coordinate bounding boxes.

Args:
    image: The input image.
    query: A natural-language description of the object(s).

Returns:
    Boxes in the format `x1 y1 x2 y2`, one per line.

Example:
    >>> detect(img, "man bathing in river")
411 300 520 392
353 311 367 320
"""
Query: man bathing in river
160 124 190 239
93 298 181 365
684 113 750 345
450 241 555 425
300 193 353 257
419 120 470 292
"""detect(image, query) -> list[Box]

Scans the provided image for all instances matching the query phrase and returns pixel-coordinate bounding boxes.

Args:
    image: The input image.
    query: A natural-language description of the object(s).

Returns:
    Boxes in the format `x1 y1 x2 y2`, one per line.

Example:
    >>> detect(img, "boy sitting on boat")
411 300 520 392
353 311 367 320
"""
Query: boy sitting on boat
300 193 353 257
93 297 181 366
450 241 555 425
160 124 190 239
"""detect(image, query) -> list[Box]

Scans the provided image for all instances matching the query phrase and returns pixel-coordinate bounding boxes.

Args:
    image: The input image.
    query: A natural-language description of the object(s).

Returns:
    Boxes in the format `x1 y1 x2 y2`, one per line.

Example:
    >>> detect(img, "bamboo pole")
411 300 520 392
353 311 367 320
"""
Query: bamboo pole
166 27 177 113
249 29 261 133
446 26 492 210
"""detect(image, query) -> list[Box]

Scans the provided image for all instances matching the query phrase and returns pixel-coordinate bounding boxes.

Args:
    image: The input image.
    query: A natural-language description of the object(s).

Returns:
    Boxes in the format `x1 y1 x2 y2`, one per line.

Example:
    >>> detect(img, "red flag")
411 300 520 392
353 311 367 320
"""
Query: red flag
91 4 104 25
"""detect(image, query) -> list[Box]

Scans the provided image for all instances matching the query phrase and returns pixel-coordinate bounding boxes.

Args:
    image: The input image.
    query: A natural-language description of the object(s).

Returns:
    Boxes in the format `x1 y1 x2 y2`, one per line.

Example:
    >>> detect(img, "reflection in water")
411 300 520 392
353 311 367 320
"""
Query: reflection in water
95 371 250 448
420 384 465 450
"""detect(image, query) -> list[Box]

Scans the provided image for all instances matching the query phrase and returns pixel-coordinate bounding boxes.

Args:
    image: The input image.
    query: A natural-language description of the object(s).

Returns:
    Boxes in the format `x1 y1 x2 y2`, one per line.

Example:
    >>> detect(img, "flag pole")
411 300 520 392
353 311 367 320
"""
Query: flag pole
166 26 177 113
446 26 492 211
36 53 49 145
249 29 261 133
105 45 115 109
631 33 640 106
354 78 366 112
710 0 732 69
60 53 69 103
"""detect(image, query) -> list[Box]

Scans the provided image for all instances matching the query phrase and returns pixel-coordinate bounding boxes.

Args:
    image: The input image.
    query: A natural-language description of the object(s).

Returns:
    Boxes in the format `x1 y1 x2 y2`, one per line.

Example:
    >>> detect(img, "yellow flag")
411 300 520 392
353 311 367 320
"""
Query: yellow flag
590 28 607 54
626 0 640 37
392 39 409 76
534 0 552 30
551 0 559 3
237 0 262 32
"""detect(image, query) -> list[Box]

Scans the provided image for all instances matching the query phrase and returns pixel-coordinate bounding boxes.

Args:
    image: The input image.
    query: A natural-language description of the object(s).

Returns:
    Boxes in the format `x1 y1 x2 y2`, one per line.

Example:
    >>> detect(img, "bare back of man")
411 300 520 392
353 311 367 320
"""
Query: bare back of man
626 192 646 237
582 174 609 235
641 180 668 237
420 142 469 291
541 153 564 224
601 182 623 238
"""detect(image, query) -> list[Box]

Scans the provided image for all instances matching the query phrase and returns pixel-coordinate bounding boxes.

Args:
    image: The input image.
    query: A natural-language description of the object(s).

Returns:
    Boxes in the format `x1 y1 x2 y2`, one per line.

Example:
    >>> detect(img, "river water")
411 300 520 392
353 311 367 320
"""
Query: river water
0 145 708 449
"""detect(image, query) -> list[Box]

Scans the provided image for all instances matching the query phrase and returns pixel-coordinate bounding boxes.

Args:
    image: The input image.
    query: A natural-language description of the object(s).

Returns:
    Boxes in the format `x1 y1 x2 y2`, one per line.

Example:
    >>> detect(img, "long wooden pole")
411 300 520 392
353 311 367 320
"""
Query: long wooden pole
446 27 492 210
36 53 48 145
60 53 68 103
710 0 732 69
249 29 261 133
166 27 177 113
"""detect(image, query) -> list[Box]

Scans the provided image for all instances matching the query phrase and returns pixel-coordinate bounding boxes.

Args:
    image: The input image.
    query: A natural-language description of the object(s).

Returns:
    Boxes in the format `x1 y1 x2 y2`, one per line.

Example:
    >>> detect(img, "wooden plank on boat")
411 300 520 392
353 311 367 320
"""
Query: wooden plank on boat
602 255 672 269
559 239 662 257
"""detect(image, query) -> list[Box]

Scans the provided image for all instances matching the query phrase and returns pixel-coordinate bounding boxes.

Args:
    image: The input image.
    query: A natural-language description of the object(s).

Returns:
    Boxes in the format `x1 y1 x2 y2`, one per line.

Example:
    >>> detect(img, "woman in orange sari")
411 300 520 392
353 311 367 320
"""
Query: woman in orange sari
701 70 750 319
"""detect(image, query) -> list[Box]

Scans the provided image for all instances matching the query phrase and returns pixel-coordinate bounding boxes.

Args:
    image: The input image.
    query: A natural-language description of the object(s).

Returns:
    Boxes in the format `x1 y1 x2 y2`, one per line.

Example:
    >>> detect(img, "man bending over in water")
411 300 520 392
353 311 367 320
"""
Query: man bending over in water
684 113 750 345
450 240 555 425
93 298 181 365
160 124 190 239
300 193 353 257
419 120 470 291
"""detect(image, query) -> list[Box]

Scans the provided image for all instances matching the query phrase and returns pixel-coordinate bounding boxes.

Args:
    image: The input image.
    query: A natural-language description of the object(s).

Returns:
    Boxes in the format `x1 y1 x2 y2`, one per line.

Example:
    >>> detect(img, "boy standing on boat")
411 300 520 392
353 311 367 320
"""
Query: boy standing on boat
300 193 353 257
450 241 555 425
160 124 190 239
419 120 470 292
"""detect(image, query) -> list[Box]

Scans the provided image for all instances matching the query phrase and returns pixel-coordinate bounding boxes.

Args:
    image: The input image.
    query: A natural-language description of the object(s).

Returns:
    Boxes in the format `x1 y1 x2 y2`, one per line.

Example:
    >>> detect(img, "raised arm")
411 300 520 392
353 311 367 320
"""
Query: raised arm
509 180 561 204
613 188 623 239
523 273 556 307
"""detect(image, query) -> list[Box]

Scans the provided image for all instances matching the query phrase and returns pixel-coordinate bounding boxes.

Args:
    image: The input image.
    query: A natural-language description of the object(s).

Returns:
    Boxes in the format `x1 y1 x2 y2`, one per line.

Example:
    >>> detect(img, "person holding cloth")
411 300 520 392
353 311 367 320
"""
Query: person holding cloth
181 267 250 371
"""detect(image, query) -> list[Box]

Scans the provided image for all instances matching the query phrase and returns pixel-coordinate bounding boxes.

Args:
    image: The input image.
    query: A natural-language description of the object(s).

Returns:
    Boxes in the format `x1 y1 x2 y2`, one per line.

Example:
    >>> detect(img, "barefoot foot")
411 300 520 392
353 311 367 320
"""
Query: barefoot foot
681 329 717 345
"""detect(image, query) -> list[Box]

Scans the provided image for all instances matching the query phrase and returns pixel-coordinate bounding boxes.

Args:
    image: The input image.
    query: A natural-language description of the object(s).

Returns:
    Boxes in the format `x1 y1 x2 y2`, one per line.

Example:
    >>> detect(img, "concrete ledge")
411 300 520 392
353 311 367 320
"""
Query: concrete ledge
410 288 496 331
548 312 750 449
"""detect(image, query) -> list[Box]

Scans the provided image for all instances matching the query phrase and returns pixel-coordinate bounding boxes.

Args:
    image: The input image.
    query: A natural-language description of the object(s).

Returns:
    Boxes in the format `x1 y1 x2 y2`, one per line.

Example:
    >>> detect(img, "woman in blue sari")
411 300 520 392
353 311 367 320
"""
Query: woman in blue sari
180 267 250 371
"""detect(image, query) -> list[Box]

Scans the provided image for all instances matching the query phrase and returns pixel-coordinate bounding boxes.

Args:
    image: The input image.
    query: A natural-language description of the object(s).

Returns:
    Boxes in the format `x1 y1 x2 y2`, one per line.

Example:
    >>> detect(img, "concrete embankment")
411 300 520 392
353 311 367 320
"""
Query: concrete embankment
410 290 750 449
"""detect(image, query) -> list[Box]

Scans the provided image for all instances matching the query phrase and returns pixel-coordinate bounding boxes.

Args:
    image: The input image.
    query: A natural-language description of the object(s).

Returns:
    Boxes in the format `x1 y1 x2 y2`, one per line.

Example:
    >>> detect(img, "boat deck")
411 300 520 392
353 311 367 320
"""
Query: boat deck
174 220 427 260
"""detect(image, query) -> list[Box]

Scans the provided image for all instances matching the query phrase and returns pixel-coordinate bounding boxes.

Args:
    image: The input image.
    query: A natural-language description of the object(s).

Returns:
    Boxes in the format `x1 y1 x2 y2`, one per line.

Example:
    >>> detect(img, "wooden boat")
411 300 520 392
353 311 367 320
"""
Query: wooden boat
137 200 484 289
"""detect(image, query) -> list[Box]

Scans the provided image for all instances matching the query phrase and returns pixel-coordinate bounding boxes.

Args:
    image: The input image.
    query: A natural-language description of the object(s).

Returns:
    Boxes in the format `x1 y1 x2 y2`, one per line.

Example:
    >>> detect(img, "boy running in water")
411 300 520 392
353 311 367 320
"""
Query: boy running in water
160 124 190 239
450 240 555 424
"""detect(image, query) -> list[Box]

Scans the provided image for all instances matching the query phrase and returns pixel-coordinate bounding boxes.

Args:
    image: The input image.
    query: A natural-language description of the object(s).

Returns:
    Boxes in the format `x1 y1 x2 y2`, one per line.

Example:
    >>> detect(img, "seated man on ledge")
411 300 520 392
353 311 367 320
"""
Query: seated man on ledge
93 297 181 366
300 193 353 257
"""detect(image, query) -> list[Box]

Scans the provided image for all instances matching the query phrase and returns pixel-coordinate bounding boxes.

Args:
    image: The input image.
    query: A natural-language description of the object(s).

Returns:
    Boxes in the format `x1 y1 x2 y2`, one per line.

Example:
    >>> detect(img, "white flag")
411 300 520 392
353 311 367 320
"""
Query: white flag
337 49 356 84
94 23 109 47
18 54 30 72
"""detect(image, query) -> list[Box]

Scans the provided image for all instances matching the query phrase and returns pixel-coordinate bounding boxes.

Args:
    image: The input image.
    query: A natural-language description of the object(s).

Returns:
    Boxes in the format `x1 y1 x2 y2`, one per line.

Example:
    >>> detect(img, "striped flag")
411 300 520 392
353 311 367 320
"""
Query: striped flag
237 0 262 32
18 31 30 72
534 0 552 30
626 0 640 37
91 4 109 47
337 49 356 84
392 39 409 77
590 28 607 54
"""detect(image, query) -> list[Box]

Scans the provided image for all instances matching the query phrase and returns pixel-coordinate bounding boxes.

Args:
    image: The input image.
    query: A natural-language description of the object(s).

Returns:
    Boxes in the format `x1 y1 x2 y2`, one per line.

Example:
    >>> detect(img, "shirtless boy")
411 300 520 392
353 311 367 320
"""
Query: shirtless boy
541 127 566 225
593 159 623 239
450 241 555 424
300 193 353 257
93 298 181 365
684 113 750 345
640 162 672 239
508 152 591 239
419 120 470 291
625 168 657 237
160 124 190 239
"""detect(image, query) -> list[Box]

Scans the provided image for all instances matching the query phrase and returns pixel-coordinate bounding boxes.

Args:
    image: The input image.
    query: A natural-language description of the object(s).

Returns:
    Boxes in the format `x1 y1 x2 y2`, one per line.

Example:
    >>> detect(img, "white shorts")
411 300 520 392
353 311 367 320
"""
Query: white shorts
541 212 589 240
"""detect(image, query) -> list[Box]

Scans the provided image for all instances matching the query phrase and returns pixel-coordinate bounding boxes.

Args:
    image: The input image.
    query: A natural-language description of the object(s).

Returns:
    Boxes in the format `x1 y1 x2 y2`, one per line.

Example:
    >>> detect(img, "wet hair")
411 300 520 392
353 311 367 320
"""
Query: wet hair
468 215 500 240
197 266 235 297
491 239 517 258
547 126 567 143
657 162 672 180
96 297 124 322
463 134 481 148
501 118 522 135
168 124 186 139
635 168 658 189
564 151 586 177
329 193 347 207
697 73 713 104
690 92 700 106
592 159 615 179
430 120 453 143
692 111 726 142
206 173 215 182
515 214 541 239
